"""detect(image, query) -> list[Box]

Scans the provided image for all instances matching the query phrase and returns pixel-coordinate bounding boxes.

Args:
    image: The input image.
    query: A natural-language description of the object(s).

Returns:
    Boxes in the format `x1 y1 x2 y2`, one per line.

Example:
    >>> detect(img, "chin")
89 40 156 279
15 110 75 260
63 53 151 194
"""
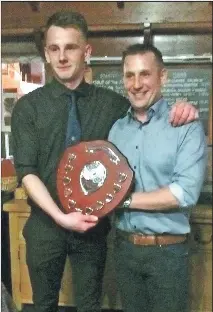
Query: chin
53 69 72 79
56 74 74 82
132 100 146 109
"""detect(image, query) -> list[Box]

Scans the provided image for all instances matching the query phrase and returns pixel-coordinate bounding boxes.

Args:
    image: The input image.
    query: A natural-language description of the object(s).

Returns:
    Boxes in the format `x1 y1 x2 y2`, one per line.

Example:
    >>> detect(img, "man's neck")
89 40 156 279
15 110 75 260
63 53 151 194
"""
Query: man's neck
134 111 148 122
134 95 163 122
56 73 85 90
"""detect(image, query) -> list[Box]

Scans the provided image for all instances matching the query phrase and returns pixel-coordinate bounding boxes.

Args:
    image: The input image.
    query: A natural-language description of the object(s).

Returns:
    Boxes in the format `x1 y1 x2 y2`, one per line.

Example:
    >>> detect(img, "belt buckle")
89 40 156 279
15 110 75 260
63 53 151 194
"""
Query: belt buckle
133 235 138 245
131 234 140 245
155 236 161 247
133 233 145 245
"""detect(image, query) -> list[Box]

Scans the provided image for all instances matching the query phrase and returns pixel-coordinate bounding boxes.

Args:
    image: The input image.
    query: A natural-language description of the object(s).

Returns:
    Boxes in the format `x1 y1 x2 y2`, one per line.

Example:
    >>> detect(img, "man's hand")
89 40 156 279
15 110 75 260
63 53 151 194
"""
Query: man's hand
169 101 199 126
21 174 98 233
56 211 99 233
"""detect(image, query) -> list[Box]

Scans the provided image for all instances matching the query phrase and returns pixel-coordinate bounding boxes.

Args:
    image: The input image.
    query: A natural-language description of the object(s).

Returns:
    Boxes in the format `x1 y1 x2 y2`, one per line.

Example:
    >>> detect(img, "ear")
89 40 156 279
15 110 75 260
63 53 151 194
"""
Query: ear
160 68 168 86
44 47 50 64
84 44 92 63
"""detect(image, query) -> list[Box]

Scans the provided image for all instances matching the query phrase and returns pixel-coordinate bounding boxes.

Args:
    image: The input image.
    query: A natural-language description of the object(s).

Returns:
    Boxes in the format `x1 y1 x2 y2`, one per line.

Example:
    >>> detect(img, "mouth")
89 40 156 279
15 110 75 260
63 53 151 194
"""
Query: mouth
133 91 148 99
57 66 71 71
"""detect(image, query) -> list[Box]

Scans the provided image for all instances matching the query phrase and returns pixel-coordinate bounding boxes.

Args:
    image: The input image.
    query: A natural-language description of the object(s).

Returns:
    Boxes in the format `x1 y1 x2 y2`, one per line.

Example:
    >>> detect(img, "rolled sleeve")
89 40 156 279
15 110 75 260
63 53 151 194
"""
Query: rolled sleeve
169 182 188 207
171 121 207 208
11 97 39 183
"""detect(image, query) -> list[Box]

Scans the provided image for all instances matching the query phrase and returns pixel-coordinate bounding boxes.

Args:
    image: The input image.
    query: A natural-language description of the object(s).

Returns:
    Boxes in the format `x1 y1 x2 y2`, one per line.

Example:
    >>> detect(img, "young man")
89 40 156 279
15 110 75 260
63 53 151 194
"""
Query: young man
11 11 198 312
108 44 207 312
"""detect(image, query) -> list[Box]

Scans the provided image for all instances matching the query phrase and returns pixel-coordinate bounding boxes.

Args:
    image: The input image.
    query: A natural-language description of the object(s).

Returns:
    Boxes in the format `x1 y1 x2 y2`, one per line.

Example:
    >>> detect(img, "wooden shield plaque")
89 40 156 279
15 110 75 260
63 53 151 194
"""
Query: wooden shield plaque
57 140 133 217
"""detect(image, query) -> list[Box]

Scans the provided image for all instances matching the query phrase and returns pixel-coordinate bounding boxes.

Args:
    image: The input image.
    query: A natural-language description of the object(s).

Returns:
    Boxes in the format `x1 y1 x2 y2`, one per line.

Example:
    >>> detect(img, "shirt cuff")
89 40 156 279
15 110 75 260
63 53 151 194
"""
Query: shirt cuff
168 183 188 208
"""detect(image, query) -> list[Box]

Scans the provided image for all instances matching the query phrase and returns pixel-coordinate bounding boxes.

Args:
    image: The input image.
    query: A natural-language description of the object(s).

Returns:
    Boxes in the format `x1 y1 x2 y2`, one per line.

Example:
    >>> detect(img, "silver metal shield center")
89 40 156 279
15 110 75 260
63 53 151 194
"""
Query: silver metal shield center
80 161 107 195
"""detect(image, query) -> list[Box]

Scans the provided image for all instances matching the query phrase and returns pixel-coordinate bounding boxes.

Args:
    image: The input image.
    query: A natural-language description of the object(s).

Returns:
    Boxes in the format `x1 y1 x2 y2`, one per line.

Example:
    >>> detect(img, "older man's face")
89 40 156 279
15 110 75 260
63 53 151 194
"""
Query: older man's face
123 52 167 114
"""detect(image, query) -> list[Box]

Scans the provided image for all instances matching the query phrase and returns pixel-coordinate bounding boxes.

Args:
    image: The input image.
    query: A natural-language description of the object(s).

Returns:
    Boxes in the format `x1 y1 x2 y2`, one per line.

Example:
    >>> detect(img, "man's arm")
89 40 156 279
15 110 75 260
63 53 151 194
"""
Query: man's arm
11 97 98 233
128 186 178 211
124 121 207 212
22 174 98 232
169 101 199 126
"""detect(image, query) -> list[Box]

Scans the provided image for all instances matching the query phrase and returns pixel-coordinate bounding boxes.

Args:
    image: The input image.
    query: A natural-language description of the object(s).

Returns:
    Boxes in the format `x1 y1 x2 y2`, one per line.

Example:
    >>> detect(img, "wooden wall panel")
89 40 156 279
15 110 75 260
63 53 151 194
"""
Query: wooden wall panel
88 34 212 57
1 1 212 35
89 35 143 57
2 34 211 59
153 34 213 56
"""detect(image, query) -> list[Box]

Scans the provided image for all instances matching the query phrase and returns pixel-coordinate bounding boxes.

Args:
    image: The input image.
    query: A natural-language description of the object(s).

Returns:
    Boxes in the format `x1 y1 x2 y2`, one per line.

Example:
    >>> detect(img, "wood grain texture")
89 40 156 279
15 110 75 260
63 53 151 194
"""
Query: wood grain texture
1 2 212 35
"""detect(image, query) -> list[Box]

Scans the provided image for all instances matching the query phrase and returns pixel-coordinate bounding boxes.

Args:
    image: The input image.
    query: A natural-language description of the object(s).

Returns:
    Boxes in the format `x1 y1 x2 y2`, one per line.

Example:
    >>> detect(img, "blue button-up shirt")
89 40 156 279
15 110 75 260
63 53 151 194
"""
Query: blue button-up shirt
108 98 207 235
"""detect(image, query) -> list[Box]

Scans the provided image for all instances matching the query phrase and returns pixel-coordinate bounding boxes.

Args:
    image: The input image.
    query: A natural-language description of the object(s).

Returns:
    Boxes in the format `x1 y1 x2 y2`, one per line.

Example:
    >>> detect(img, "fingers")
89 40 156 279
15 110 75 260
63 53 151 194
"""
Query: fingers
169 102 198 126
170 103 186 126
59 211 99 233
184 108 196 124
186 109 199 123
175 105 191 126
76 212 99 233
81 221 98 232
82 214 98 223
66 211 98 222
169 105 176 124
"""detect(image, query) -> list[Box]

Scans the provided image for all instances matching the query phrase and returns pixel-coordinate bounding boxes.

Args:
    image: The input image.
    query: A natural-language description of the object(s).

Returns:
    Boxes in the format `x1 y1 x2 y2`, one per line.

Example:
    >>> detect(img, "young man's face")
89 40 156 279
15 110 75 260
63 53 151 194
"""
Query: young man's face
123 52 167 113
44 26 91 85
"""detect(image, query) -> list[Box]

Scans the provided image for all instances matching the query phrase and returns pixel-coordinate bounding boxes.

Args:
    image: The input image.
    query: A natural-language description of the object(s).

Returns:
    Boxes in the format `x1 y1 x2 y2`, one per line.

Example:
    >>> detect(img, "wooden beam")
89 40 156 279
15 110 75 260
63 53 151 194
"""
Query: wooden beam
2 22 212 37
27 1 41 12
116 2 125 9
152 22 213 34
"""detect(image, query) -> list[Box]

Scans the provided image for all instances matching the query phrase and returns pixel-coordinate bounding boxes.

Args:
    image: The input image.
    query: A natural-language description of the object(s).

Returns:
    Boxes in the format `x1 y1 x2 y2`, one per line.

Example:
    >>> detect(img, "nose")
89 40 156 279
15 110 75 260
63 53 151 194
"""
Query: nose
59 49 67 62
133 76 142 90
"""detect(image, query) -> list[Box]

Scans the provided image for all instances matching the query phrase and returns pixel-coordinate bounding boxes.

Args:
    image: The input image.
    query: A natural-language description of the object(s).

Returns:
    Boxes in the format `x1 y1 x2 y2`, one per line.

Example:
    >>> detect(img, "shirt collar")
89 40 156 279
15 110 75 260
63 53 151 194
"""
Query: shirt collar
151 97 168 116
50 78 91 98
127 96 167 122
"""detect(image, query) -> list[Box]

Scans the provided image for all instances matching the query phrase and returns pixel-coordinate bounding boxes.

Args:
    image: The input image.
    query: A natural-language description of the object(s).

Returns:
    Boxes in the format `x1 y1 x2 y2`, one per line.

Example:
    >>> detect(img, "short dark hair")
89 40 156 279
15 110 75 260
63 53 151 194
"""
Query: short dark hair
122 44 164 68
44 11 88 40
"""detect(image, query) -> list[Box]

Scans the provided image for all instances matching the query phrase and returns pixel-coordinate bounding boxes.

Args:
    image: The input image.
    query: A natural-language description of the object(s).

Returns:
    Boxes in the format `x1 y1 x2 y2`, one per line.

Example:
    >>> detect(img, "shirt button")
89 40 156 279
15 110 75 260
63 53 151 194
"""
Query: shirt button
71 136 76 141
134 166 136 169
136 146 138 149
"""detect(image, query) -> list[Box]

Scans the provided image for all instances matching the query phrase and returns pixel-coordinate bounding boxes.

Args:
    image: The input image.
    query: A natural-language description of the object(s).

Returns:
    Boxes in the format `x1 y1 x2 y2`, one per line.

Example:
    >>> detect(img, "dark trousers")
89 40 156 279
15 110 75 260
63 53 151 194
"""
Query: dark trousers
114 236 189 312
23 213 108 312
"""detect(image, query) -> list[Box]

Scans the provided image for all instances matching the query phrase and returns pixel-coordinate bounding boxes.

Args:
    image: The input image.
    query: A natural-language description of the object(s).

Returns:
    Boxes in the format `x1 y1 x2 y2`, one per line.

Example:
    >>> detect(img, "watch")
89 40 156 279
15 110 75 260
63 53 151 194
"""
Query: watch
122 195 132 209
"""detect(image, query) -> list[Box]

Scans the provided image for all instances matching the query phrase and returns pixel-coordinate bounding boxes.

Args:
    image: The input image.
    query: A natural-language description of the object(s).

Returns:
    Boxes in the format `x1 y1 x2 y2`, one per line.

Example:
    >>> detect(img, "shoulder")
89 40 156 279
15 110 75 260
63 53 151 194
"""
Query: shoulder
15 82 53 107
174 120 207 149
161 101 205 135
90 84 130 105
12 84 48 117
180 119 206 135
108 113 128 135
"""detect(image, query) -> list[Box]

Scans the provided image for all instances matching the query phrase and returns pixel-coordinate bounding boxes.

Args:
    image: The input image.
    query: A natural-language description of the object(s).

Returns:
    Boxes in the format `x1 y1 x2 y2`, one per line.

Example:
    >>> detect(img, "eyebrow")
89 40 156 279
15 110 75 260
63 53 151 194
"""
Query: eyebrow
47 43 80 49
125 69 150 75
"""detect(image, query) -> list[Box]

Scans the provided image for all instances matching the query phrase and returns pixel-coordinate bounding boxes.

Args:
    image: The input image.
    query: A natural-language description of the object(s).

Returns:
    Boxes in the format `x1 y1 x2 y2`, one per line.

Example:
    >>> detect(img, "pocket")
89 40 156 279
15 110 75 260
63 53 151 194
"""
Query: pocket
161 242 189 257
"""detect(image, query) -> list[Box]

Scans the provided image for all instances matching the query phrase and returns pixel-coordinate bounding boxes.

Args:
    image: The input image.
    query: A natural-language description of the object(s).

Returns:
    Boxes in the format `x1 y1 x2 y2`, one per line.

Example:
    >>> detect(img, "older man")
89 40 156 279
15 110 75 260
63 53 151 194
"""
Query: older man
109 44 207 312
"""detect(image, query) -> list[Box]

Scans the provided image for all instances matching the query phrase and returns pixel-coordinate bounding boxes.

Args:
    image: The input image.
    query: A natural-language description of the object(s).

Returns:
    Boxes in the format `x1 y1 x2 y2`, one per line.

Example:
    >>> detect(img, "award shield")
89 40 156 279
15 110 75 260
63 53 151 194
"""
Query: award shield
57 140 133 217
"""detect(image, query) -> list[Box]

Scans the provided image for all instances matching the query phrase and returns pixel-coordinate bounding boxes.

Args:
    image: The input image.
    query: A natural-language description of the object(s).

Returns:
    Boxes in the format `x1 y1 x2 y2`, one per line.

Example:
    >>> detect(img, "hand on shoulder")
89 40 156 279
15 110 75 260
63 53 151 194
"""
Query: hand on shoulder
169 101 199 126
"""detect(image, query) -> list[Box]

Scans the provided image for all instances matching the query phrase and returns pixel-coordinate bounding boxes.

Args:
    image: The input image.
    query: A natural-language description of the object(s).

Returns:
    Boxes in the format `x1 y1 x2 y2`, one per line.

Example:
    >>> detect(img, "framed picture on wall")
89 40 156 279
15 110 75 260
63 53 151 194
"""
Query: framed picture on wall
1 91 17 132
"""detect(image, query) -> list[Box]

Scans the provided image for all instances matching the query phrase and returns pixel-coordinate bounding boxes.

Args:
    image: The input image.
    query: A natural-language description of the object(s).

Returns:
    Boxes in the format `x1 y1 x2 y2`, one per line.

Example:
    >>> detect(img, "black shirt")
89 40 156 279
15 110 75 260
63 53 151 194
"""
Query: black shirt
11 78 130 217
